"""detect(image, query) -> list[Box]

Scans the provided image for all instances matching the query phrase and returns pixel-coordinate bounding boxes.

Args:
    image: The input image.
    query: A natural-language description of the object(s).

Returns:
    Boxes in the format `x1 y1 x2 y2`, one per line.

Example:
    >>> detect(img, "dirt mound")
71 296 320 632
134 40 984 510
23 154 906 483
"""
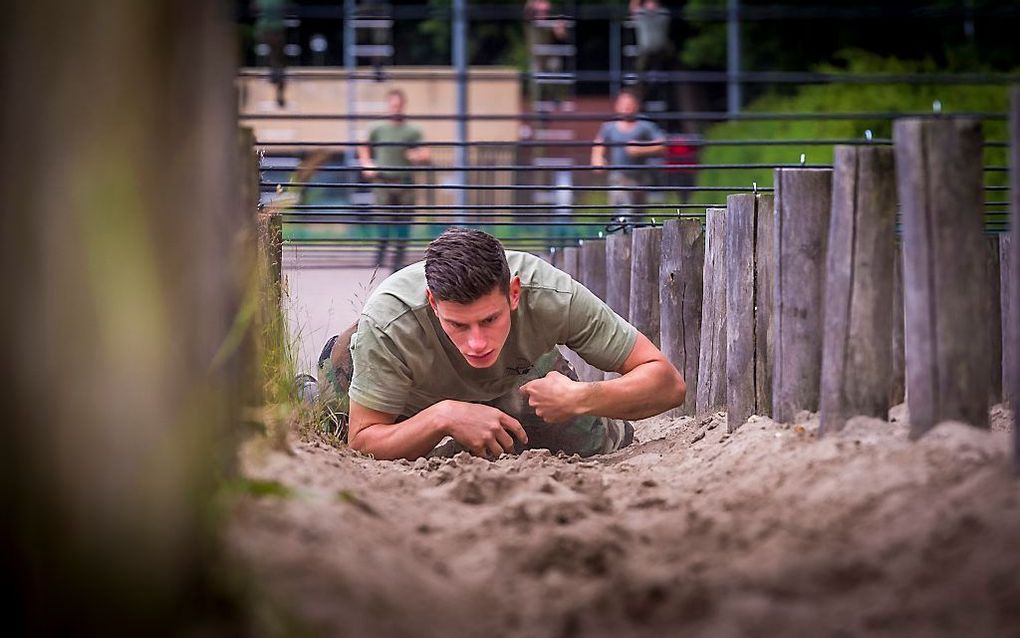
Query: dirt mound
230 406 1020 638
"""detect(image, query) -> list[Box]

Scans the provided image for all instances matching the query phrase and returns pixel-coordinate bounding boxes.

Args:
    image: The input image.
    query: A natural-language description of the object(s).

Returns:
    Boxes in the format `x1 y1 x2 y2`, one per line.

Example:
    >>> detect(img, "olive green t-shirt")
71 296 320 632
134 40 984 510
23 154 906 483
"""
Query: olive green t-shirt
367 121 422 182
348 251 638 416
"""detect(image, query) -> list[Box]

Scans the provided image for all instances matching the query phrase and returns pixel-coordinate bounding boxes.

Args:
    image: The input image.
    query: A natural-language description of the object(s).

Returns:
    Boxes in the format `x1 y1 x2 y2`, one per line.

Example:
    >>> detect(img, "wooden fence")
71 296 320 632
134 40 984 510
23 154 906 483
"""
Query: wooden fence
543 100 1020 473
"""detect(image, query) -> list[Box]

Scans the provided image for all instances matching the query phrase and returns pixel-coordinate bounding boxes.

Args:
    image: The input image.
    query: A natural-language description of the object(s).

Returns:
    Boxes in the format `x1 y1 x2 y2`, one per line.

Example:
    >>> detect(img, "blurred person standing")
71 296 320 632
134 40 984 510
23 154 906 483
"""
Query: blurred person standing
525 0 571 109
254 0 288 107
591 90 666 218
359 88 431 272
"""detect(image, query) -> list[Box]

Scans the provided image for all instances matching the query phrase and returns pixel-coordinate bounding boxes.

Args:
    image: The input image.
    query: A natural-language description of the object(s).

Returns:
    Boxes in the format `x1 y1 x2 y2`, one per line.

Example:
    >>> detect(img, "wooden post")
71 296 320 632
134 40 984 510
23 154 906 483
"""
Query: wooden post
629 226 663 347
550 246 564 271
579 239 608 381
772 168 833 422
1003 232 1016 407
891 242 906 406
580 239 608 301
725 194 776 431
1009 88 1020 473
606 232 632 321
660 219 705 417
0 0 243 631
696 208 727 414
985 237 1004 405
560 246 587 374
819 146 897 435
894 117 990 436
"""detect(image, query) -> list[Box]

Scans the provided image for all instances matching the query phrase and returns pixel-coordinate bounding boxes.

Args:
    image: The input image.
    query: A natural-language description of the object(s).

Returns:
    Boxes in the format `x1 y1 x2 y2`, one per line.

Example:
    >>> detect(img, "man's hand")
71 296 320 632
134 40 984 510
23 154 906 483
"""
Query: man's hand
362 162 378 180
519 371 586 423
438 400 528 459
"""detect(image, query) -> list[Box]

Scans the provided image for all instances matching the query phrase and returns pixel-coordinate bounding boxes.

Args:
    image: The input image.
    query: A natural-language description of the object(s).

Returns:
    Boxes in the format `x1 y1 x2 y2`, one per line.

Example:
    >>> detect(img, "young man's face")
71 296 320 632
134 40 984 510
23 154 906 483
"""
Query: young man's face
428 278 522 368
387 93 406 119
615 93 639 118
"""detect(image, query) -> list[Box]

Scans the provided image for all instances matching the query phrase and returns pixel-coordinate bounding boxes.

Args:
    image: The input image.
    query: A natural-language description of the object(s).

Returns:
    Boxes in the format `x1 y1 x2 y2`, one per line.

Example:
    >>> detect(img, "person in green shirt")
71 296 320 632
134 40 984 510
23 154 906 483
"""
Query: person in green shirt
314 227 687 461
358 88 430 272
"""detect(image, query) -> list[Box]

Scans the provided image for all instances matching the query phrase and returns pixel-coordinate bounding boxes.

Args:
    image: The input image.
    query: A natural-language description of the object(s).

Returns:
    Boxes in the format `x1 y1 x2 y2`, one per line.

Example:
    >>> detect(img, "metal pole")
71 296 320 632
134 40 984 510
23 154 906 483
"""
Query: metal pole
609 17 621 97
727 0 741 115
453 0 469 214
344 0 357 164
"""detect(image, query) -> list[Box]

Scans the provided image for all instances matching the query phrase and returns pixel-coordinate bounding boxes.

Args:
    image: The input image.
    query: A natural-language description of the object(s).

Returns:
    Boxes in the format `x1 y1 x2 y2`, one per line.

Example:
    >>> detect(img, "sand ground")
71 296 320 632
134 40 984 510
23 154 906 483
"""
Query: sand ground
230 404 1020 638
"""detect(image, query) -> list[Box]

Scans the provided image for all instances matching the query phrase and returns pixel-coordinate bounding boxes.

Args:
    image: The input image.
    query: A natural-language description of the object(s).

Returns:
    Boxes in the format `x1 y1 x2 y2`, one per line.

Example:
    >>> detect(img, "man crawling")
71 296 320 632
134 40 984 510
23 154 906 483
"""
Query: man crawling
315 227 686 460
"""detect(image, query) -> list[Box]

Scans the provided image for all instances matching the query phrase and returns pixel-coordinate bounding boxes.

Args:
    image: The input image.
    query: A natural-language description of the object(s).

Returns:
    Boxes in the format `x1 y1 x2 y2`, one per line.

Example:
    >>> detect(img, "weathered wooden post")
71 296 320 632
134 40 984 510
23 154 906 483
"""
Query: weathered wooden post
579 239 608 381
818 146 897 435
894 117 990 436
985 237 1004 405
696 208 727 414
1009 88 1020 473
1003 232 1016 407
726 193 775 431
560 246 587 373
629 226 662 347
772 168 833 422
891 242 906 406
606 232 632 321
660 219 705 417
550 246 564 271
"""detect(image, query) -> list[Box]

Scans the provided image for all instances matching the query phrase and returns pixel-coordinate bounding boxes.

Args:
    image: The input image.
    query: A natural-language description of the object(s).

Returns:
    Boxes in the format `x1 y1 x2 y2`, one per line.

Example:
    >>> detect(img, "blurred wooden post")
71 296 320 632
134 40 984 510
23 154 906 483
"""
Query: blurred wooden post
985 237 1004 405
629 227 662 347
697 208 727 414
726 194 775 431
819 147 897 435
0 0 243 632
772 168 833 423
1009 88 1020 473
606 232 633 321
550 246 564 271
1003 233 1016 407
560 246 586 373
891 242 906 406
660 219 705 417
894 117 990 437
579 239 607 381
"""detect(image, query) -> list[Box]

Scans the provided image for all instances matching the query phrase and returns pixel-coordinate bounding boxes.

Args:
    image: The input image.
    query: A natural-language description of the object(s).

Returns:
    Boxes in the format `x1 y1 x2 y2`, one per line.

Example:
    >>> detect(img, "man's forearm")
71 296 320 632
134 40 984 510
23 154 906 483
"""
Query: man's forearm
348 404 447 461
577 361 684 420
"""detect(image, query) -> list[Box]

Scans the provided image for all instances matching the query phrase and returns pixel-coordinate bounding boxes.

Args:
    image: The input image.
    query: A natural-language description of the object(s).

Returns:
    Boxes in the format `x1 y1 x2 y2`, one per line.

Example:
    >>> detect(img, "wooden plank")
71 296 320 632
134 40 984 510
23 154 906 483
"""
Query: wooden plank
985 237 1003 405
894 117 990 437
660 219 705 417
819 146 897 435
891 241 906 406
726 194 776 431
550 246 564 271
559 246 586 375
605 232 632 322
696 208 727 414
1003 232 1016 407
577 239 607 381
754 194 776 418
772 168 833 423
629 226 663 347
1010 88 1020 474
580 239 608 301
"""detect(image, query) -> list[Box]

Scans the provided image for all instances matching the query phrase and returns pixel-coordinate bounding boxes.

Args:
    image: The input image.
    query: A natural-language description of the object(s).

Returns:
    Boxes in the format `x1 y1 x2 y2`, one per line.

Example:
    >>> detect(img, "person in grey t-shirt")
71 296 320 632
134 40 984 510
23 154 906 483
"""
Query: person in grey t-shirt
591 90 666 216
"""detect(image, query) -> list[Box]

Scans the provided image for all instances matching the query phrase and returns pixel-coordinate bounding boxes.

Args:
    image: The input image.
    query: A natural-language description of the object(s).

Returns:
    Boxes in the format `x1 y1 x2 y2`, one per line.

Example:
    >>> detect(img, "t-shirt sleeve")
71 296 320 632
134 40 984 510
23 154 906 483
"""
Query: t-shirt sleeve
640 120 665 142
562 279 638 372
595 122 610 143
408 126 423 147
348 317 413 415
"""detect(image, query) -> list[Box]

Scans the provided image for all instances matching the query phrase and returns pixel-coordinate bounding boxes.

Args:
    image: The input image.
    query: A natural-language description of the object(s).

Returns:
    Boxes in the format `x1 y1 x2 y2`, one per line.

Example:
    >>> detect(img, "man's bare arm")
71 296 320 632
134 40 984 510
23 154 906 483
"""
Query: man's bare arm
591 137 607 168
520 332 685 422
349 398 528 461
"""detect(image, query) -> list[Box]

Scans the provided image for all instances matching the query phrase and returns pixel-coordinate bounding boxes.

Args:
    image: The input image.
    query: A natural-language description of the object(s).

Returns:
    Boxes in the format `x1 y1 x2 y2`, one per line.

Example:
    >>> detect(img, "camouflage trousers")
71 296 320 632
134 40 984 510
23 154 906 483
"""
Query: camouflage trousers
316 326 632 458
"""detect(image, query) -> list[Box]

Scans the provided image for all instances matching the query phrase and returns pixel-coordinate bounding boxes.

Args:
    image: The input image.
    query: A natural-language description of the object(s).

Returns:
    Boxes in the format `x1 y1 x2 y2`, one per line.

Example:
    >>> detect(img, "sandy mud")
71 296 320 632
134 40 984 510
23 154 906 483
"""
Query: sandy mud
230 405 1020 638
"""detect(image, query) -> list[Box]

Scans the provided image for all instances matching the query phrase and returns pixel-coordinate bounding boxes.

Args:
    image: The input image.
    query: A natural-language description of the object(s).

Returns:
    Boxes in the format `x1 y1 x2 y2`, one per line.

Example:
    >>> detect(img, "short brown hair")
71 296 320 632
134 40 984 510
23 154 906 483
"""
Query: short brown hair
425 228 510 303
